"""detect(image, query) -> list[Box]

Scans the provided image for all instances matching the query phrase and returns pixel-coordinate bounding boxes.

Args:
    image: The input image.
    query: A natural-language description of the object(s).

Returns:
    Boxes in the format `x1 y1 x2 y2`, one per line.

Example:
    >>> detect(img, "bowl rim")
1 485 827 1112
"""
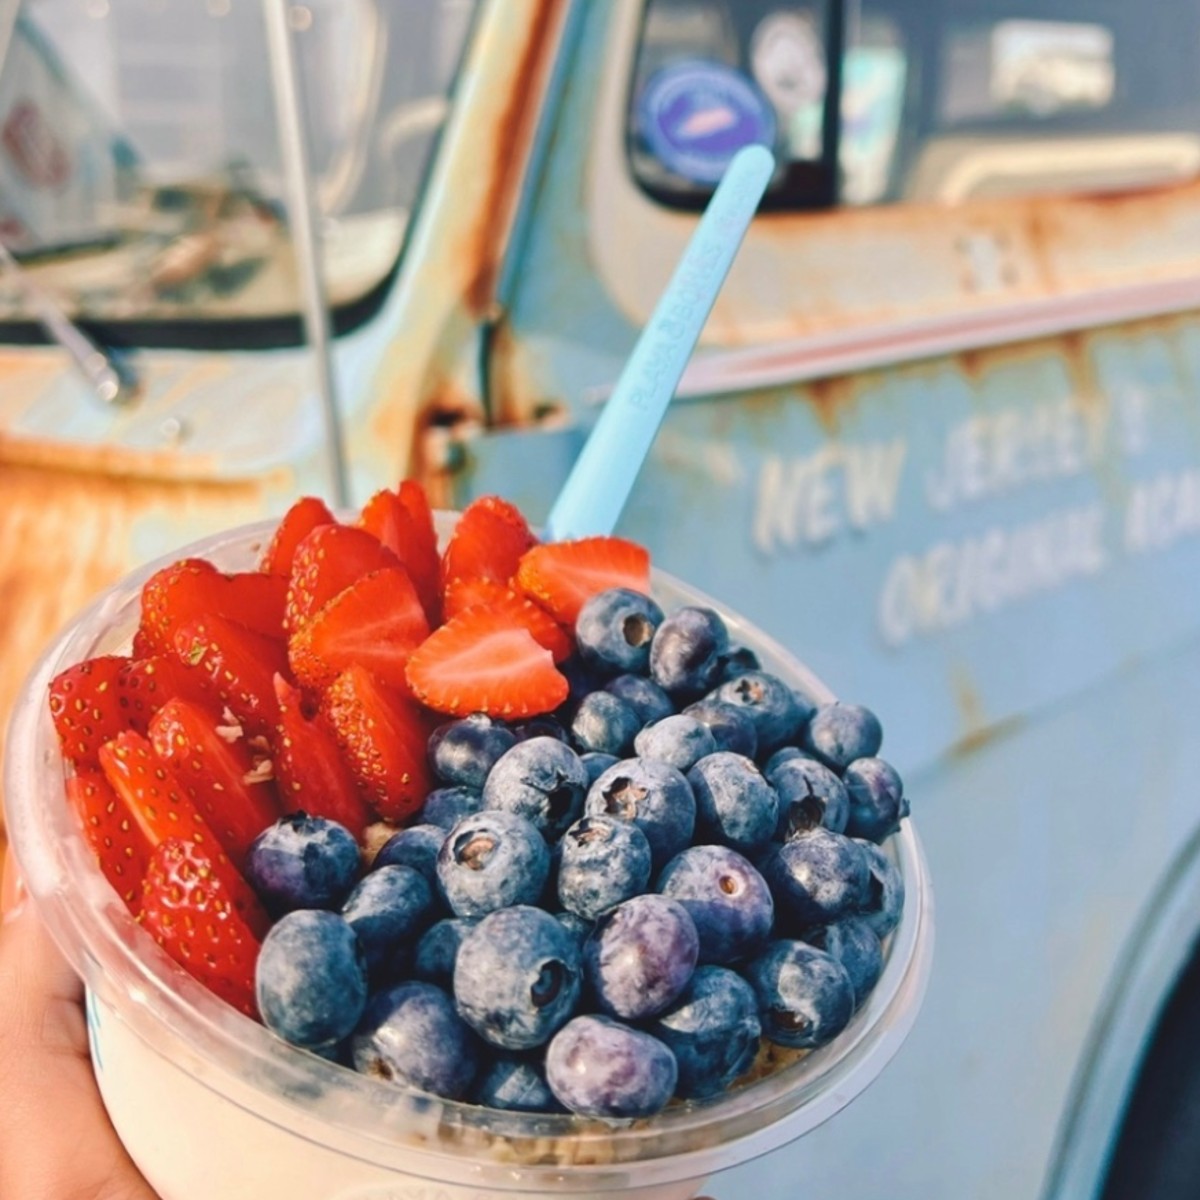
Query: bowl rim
3 515 934 1187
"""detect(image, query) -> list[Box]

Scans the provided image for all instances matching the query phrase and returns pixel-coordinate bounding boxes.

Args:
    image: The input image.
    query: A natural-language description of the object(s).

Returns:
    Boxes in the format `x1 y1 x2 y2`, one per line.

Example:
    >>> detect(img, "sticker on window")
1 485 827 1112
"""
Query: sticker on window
636 60 777 186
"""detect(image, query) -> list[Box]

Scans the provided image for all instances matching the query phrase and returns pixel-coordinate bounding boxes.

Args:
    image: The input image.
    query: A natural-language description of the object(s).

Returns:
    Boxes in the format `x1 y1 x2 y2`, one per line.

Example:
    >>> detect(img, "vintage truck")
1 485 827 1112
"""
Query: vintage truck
2 0 1200 1195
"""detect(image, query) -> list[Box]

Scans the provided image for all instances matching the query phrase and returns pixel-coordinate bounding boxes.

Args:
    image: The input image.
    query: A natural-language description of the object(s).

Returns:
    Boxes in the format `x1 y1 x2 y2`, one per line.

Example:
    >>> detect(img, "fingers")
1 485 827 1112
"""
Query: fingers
0 864 160 1200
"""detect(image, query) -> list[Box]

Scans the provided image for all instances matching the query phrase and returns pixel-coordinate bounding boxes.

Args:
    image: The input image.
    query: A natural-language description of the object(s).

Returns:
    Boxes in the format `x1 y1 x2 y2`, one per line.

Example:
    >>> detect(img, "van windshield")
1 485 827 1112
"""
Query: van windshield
0 0 477 346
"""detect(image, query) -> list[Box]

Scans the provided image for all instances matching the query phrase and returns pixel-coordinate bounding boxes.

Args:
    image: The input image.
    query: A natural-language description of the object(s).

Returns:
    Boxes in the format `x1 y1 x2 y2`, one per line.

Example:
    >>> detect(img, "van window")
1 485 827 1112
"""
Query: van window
628 0 1200 210
0 0 477 346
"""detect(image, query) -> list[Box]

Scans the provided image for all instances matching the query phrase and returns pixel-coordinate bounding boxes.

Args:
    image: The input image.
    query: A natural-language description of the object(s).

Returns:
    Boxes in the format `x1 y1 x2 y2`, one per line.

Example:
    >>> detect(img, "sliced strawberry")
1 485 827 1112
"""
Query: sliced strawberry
98 731 268 937
272 675 372 834
396 480 443 622
322 665 432 822
139 838 262 1019
149 698 280 868
284 524 402 632
138 559 287 655
260 496 337 576
405 607 569 719
288 566 429 692
172 616 289 735
66 766 152 913
515 537 651 626
441 495 537 595
444 578 573 663
358 487 442 625
49 655 132 767
118 654 214 731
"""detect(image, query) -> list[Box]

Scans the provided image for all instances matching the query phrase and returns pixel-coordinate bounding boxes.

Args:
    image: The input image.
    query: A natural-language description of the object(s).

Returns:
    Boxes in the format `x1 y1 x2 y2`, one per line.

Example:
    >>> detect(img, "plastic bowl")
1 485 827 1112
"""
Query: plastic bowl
4 517 933 1200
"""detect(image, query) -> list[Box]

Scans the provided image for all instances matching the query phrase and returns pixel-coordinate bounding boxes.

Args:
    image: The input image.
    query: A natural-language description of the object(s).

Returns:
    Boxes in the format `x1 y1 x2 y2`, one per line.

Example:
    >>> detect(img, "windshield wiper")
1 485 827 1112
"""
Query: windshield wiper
0 240 138 407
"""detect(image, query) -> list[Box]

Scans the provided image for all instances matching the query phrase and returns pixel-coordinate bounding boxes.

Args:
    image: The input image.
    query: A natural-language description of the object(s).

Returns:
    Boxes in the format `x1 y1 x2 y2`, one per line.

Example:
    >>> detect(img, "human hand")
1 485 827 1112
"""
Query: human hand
0 853 160 1199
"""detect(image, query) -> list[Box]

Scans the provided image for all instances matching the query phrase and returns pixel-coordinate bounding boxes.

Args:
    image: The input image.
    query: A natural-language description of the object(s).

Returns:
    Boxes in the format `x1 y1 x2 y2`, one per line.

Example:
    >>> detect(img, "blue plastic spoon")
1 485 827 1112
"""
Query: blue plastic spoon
544 144 776 542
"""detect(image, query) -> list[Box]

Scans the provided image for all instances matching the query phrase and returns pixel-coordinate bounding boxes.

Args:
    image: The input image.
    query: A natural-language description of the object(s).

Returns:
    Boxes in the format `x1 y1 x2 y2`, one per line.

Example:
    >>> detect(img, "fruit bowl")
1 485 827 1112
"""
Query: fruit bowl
4 516 933 1200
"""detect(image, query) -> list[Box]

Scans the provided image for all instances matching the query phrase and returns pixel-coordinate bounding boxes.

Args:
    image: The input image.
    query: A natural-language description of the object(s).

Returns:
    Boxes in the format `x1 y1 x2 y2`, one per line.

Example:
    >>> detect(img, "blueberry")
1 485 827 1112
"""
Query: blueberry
649 966 761 1099
419 785 485 831
682 698 758 759
545 1015 678 1118
436 811 550 918
583 893 699 1020
341 865 436 981
804 918 883 1007
414 916 476 986
257 910 368 1047
428 714 516 790
584 759 696 869
762 829 870 931
855 840 905 939
688 752 779 858
634 714 717 773
559 655 604 708
649 607 730 700
474 1056 563 1113
803 703 883 772
246 815 361 915
482 737 588 841
581 752 619 785
767 755 850 837
351 981 479 1099
762 745 811 776
657 845 774 965
604 674 675 726
570 692 641 757
745 939 855 1049
574 588 664 675
711 672 804 756
556 815 653 921
512 715 571 744
554 910 594 949
373 824 445 885
715 643 762 683
454 906 582 1050
843 757 909 842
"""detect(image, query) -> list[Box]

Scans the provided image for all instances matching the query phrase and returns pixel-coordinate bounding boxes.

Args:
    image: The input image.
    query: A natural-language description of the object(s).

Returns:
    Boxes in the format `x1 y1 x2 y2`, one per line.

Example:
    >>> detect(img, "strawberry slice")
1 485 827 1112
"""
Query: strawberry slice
139 838 262 1019
405 607 569 719
395 480 442 622
260 496 337 576
288 566 429 692
138 559 287 655
66 767 152 914
444 577 573 663
149 698 280 868
271 675 372 834
284 524 402 632
322 665 432 822
49 656 133 767
358 486 442 624
441 495 537 594
98 731 268 937
172 616 289 735
118 654 214 731
515 537 651 626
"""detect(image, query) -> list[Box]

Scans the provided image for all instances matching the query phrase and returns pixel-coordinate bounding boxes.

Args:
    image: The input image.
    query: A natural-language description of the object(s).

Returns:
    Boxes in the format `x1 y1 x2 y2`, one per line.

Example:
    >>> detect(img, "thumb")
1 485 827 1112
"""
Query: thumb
0 858 160 1199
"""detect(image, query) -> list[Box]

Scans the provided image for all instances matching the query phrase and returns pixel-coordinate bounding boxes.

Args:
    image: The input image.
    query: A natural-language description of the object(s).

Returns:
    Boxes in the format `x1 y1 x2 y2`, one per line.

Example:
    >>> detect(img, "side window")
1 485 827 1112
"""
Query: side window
627 1 1200 211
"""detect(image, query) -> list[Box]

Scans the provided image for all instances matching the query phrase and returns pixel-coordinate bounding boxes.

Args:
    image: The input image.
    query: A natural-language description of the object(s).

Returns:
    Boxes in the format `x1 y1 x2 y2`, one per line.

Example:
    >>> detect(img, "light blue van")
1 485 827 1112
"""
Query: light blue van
3 2 1200 1197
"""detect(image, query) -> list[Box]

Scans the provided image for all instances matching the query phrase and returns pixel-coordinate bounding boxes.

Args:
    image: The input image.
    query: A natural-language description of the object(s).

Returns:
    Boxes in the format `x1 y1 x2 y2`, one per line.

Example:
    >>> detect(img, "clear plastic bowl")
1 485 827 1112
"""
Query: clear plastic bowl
4 517 933 1200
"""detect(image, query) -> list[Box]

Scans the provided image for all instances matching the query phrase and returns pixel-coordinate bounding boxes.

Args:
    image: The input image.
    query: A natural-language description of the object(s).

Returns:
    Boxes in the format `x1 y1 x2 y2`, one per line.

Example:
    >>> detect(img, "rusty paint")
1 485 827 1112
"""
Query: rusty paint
462 0 563 317
805 374 858 435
